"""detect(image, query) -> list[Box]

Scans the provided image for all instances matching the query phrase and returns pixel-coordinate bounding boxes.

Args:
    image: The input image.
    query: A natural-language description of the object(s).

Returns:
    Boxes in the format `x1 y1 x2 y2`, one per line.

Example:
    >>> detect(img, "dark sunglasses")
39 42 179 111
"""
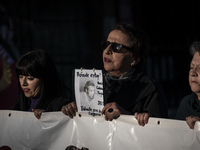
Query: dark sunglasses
101 41 132 53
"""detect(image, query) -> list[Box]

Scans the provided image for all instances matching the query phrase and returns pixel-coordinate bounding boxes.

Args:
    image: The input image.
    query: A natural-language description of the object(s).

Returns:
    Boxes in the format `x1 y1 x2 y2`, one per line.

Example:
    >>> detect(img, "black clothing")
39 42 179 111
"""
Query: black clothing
104 69 168 118
175 92 200 120
13 96 70 112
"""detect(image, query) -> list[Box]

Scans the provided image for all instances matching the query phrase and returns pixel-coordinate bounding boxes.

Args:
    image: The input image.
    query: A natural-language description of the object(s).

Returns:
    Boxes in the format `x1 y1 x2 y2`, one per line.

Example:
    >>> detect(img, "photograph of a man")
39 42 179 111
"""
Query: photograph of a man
84 80 95 101
74 69 104 115
80 80 96 108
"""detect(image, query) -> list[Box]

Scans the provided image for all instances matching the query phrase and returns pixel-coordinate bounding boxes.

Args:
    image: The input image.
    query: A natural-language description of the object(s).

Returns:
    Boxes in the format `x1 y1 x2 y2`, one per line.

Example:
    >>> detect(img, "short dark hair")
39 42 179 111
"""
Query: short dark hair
111 22 150 70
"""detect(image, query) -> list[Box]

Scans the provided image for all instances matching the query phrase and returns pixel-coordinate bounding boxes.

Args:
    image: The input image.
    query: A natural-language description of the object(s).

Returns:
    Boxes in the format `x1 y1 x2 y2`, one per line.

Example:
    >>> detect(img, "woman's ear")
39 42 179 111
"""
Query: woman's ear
131 57 141 66
131 61 135 66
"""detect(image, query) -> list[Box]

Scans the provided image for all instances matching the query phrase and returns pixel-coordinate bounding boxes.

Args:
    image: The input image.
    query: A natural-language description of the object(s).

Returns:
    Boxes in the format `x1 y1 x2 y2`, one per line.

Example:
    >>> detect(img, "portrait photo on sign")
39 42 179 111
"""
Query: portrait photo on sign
74 69 104 116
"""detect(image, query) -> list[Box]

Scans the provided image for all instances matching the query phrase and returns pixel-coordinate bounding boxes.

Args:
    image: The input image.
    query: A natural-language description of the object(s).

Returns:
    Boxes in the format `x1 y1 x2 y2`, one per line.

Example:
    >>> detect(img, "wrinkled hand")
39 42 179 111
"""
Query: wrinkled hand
102 102 129 121
134 112 150 126
61 101 78 119
32 109 45 119
186 116 200 129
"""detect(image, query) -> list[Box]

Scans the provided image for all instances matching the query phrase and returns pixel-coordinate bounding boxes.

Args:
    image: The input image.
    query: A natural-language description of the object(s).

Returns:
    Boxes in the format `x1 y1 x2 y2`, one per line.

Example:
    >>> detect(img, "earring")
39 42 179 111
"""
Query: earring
131 62 135 66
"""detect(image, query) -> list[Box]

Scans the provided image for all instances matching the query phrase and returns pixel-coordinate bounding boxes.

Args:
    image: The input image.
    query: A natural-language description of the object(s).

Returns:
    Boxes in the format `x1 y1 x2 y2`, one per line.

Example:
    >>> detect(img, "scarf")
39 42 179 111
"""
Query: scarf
104 68 135 93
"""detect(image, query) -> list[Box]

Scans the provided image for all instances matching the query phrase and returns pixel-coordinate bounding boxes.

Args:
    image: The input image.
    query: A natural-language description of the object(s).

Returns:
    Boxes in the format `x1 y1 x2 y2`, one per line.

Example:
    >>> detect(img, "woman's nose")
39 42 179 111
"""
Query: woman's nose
190 69 198 76
21 77 28 86
104 45 112 54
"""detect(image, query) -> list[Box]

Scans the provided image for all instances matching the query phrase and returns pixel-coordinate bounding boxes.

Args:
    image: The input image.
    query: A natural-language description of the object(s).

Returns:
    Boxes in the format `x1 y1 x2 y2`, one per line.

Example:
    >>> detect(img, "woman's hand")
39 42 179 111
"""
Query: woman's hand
61 101 78 119
32 109 45 119
134 112 150 126
186 116 200 129
102 102 130 121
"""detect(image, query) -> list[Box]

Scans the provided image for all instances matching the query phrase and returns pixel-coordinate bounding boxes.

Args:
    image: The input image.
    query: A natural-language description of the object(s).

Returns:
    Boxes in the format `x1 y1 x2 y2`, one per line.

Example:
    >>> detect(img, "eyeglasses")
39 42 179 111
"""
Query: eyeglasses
101 41 132 53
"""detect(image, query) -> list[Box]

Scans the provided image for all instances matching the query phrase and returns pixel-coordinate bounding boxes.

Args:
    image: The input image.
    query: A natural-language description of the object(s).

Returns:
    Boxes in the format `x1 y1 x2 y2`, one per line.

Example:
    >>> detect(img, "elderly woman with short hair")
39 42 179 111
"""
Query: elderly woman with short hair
62 23 168 126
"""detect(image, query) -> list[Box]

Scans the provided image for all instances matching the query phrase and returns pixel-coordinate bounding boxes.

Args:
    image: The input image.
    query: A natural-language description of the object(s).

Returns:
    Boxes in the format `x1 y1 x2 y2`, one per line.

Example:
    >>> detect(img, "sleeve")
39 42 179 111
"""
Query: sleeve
175 95 190 120
12 97 22 111
45 97 69 112
132 76 168 118
143 90 168 118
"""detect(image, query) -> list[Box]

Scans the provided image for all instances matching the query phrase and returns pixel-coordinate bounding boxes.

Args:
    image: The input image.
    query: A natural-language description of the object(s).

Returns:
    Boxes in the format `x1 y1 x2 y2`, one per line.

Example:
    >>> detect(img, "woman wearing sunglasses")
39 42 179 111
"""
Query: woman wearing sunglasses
62 23 168 126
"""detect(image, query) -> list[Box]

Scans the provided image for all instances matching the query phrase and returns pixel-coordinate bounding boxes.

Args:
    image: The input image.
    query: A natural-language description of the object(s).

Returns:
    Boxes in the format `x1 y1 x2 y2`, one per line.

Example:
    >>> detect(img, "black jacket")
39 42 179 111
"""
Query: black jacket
13 96 70 112
175 92 200 120
104 69 168 118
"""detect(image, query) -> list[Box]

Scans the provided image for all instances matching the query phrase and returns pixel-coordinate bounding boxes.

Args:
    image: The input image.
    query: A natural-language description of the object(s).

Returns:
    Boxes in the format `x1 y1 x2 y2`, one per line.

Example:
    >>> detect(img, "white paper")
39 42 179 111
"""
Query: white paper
74 69 104 116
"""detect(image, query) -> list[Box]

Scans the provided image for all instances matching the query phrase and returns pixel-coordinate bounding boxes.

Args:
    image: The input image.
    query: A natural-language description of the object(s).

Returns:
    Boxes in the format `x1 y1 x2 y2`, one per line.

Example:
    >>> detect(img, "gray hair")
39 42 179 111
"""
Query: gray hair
190 40 200 56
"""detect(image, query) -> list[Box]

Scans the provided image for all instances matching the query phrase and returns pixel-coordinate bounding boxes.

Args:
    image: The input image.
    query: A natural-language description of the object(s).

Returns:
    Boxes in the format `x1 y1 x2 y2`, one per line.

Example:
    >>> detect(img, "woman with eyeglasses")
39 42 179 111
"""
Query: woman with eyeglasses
62 23 168 126
13 49 72 119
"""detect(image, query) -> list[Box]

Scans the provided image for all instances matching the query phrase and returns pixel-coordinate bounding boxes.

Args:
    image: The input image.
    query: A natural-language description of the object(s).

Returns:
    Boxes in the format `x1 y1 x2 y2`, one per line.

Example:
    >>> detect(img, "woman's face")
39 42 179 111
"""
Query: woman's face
19 75 42 98
189 52 200 96
103 30 134 77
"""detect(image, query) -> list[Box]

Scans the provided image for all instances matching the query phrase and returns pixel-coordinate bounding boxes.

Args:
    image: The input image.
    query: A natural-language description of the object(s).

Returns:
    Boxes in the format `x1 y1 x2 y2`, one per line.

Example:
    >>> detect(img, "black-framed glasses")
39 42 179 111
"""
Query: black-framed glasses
101 41 132 53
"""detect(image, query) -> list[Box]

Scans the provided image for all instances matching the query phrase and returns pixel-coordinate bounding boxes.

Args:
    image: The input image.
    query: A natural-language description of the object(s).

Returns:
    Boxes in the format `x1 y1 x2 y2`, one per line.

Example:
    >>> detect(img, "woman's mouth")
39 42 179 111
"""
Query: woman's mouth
191 80 198 85
23 88 30 92
104 57 111 62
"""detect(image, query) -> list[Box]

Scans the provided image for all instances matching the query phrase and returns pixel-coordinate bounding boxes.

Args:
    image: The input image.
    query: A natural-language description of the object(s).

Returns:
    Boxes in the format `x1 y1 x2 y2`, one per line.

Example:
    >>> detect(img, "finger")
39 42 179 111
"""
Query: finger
37 112 42 119
186 117 195 129
197 117 200 120
186 120 194 129
67 104 76 117
108 117 113 121
137 114 142 126
138 114 145 126
71 102 78 112
143 113 150 124
34 112 40 119
105 108 115 121
102 105 108 115
105 111 113 121
194 116 200 121
186 117 191 128
109 108 120 119
61 105 73 118
104 108 111 121
104 112 108 121
34 114 38 119
61 106 68 115
102 104 112 115
134 112 138 119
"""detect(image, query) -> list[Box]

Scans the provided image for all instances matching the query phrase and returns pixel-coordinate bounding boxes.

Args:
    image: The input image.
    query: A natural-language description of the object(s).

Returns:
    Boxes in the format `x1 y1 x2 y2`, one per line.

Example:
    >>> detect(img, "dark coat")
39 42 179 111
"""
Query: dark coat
13 96 70 112
175 92 200 120
104 69 168 118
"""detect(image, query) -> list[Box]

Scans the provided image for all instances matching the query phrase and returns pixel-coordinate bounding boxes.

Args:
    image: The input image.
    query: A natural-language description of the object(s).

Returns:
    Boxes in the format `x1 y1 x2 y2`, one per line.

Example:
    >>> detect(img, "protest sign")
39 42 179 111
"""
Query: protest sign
74 68 104 116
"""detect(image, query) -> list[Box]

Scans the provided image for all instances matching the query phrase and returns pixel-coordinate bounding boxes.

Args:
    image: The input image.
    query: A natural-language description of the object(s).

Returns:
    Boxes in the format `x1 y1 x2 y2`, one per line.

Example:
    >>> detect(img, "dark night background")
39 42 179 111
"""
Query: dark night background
1 0 200 118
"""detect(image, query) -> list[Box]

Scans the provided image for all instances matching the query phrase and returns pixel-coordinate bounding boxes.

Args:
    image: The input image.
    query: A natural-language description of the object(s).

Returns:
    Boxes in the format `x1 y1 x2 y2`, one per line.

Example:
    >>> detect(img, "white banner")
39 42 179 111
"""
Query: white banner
0 110 200 150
